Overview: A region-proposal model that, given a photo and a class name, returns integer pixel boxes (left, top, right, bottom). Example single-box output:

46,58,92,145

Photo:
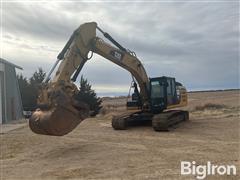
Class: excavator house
29,22,189,136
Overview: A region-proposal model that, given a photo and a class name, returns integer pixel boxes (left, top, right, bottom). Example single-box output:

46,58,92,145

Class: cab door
149,77,167,113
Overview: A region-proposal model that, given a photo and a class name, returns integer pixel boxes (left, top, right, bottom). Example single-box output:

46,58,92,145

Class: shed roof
0,58,23,70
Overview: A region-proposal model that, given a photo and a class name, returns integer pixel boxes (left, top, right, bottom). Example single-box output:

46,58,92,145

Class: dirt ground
1,90,239,180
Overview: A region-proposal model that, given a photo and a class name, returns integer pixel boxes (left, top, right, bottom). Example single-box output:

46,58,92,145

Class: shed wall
0,72,2,124
0,63,5,124
5,64,23,122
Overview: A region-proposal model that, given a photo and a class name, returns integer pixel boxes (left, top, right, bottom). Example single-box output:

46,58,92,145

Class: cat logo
110,50,123,61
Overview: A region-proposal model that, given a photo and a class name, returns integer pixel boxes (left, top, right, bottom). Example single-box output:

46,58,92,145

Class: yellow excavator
29,22,188,136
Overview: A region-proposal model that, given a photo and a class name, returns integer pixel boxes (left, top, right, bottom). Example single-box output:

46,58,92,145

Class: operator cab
149,76,179,113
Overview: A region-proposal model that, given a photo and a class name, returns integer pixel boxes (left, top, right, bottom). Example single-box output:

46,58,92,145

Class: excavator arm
29,22,150,136
53,22,149,102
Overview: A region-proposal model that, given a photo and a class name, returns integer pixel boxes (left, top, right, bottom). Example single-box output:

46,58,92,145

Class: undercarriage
112,110,189,131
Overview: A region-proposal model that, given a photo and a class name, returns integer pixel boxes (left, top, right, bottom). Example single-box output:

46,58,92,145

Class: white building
0,58,23,124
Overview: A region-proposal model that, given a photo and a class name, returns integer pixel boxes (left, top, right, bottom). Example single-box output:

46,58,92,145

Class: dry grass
194,103,228,111
99,104,126,115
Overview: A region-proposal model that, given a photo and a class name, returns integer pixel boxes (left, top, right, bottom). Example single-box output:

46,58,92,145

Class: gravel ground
1,90,239,180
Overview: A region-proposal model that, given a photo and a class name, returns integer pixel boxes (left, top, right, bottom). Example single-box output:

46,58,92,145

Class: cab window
151,81,164,98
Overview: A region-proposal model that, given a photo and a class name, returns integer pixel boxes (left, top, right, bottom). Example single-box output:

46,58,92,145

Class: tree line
17,68,102,116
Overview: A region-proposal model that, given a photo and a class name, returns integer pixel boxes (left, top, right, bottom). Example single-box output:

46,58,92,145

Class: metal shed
0,58,23,124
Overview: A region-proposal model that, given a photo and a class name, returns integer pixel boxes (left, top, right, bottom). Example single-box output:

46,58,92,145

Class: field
1,90,239,179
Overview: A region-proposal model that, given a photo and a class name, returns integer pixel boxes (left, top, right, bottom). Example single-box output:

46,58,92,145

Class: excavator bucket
29,102,89,136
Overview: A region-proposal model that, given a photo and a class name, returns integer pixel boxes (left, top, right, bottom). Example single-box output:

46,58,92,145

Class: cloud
2,1,239,96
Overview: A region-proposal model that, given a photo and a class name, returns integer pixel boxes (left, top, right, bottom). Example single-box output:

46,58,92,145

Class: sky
1,0,239,96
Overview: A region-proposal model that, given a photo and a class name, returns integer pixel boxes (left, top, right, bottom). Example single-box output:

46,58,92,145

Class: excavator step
152,110,189,131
